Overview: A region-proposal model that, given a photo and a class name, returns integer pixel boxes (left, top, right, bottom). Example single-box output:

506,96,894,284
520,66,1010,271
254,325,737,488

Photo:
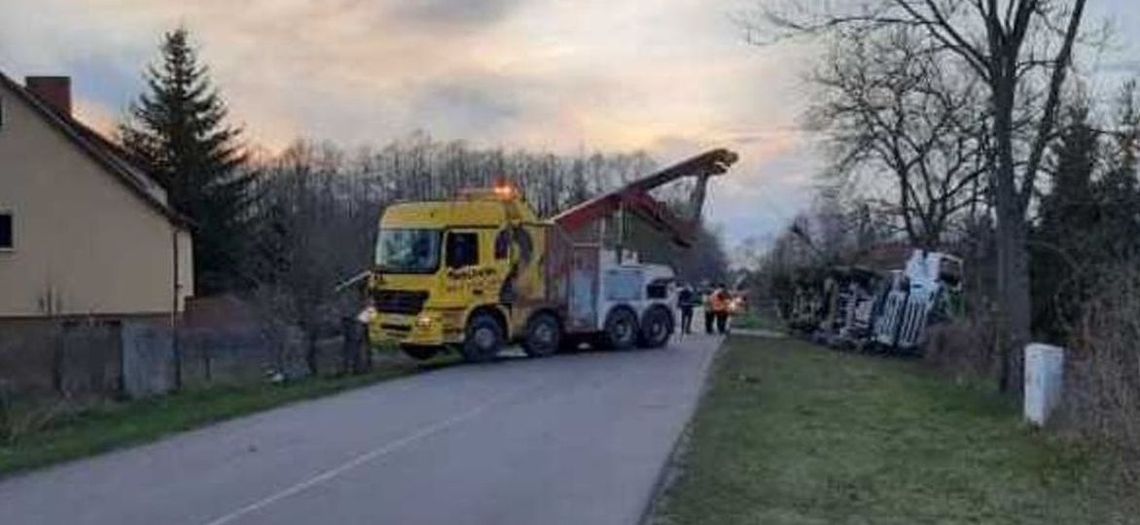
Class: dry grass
0,388,71,446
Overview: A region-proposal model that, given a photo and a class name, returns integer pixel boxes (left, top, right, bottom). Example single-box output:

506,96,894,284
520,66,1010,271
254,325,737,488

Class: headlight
357,306,378,323
416,314,434,328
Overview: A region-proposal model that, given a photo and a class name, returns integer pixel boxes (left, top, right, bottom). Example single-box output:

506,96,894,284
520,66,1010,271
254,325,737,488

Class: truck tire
603,307,638,350
462,312,503,363
522,312,561,358
637,306,673,349
401,344,438,361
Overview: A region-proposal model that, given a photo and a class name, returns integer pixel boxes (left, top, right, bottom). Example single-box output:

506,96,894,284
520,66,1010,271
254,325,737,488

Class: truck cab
366,188,553,361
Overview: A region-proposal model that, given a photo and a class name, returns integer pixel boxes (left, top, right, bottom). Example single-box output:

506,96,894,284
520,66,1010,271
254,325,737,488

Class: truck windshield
375,229,442,274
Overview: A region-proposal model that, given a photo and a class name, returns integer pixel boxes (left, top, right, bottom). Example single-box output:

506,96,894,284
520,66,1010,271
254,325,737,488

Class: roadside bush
925,311,999,384
0,384,70,445
1061,265,1140,482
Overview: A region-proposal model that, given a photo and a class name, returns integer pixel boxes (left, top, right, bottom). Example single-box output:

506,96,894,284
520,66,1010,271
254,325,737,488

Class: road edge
637,336,725,525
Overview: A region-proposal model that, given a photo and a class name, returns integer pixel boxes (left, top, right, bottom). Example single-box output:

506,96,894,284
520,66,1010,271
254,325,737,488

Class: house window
0,212,12,250
446,232,479,269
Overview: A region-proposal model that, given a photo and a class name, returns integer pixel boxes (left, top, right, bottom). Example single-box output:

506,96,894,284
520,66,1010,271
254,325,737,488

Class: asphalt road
0,333,721,525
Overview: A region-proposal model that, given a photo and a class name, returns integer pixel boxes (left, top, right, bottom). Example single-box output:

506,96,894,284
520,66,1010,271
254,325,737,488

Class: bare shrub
925,315,998,384
1061,265,1140,480
0,383,71,445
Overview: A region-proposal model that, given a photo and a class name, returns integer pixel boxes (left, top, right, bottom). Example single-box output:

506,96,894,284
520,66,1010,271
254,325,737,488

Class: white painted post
1024,343,1065,426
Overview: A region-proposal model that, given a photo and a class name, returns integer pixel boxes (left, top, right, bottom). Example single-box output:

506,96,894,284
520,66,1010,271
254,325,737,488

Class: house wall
0,82,192,317
176,228,194,311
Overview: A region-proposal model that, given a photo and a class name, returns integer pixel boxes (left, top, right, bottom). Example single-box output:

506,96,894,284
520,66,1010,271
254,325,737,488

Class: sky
1,0,1137,254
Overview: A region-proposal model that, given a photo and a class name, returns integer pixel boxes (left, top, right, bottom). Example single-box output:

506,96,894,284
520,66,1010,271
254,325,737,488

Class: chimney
25,76,72,117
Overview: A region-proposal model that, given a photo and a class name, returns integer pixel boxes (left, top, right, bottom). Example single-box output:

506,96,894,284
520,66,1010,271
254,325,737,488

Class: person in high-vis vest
710,284,730,335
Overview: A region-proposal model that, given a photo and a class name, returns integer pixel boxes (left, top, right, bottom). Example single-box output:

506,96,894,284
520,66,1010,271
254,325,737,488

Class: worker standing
703,286,716,334
678,283,696,334
710,284,730,335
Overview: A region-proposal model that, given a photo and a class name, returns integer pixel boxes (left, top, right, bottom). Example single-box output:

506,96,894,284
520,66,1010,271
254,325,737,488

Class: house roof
0,71,190,228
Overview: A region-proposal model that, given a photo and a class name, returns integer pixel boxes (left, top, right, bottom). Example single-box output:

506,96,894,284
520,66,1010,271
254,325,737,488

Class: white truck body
873,250,964,350
594,249,677,332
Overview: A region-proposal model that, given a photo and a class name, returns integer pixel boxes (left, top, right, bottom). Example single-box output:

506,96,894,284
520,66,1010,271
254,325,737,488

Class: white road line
201,387,529,525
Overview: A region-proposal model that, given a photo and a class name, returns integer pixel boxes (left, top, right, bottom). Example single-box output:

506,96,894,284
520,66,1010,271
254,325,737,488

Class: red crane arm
551,149,738,247
623,148,738,193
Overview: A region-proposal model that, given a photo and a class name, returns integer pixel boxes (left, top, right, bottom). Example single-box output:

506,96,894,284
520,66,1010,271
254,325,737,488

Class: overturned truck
791,250,964,354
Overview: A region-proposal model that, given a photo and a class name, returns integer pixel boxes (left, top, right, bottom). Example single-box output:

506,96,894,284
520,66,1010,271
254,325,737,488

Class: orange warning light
493,180,516,200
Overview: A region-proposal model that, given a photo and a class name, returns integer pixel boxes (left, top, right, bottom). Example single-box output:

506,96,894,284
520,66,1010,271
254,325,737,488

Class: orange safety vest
710,291,729,313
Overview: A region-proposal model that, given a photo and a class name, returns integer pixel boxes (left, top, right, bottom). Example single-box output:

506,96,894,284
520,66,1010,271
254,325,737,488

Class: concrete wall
0,316,360,400
121,321,175,398
0,81,192,317
0,318,59,395
0,317,124,398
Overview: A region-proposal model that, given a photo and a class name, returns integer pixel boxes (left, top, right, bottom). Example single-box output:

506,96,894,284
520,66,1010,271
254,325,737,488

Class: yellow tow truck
361,149,738,362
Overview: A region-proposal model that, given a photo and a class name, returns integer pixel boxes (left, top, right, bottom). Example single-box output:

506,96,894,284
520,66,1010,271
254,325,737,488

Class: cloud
0,0,823,247
410,77,525,137
388,0,527,29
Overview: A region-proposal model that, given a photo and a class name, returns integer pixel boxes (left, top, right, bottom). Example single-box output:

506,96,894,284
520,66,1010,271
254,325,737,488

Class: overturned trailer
791,249,964,354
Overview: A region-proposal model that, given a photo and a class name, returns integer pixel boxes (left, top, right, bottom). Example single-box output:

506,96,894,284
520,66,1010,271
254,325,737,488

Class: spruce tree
120,27,253,294
1096,80,1140,261
1031,105,1099,342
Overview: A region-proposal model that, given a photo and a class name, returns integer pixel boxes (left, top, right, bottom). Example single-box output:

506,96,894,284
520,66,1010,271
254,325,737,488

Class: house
0,72,193,322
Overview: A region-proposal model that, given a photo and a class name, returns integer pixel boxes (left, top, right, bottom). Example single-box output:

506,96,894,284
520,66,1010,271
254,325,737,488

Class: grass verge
653,336,1135,525
730,310,784,333
0,357,443,478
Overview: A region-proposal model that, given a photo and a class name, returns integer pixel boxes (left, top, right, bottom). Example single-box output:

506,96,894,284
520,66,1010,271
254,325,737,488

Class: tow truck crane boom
552,148,738,247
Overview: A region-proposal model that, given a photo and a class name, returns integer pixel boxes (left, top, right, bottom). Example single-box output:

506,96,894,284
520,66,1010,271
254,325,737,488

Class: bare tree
752,0,1089,391
249,141,379,376
812,28,988,249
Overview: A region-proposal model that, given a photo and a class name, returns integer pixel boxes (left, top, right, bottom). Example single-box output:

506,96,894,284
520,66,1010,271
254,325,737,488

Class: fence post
50,321,64,395
203,341,212,383
171,316,183,391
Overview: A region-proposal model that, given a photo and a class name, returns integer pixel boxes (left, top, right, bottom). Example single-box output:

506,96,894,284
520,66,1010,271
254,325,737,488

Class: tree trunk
991,73,1032,394
996,214,1031,393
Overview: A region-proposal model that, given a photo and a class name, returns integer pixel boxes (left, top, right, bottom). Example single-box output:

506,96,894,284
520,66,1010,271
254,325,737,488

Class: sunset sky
2,0,1137,252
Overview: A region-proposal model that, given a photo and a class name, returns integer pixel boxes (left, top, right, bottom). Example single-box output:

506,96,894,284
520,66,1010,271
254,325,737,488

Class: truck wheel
401,345,438,361
462,313,503,363
638,307,673,349
522,312,561,358
603,307,638,350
